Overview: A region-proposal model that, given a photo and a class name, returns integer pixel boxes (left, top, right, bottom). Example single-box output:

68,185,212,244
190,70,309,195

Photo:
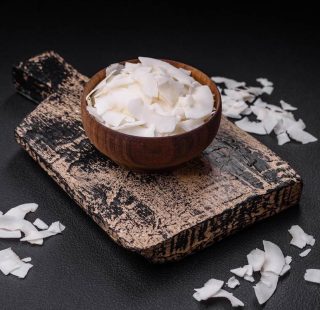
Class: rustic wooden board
13,51,302,263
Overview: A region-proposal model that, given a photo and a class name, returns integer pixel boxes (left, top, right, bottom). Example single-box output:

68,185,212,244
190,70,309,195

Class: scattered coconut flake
247,248,265,272
227,276,240,289
277,132,290,146
193,278,244,307
235,117,267,135
279,264,291,276
20,221,65,243
280,100,297,111
304,269,320,284
285,256,292,265
0,215,43,245
254,271,279,304
4,203,38,219
213,289,244,307
216,75,317,146
33,218,49,230
256,78,273,87
0,229,21,238
287,127,318,144
0,248,23,275
244,275,255,282
262,241,285,275
193,278,224,301
10,262,33,278
21,257,32,262
0,247,33,278
288,225,315,249
212,76,246,89
299,248,311,257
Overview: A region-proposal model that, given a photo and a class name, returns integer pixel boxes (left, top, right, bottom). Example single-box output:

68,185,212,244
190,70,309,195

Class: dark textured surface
1,1,320,309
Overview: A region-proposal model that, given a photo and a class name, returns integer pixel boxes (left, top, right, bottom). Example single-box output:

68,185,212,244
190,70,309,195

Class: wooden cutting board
13,51,302,263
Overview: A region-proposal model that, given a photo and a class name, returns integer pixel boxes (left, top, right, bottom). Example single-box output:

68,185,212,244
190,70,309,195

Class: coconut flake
262,86,274,95
287,127,317,144
0,215,43,245
33,218,49,230
279,264,291,276
212,76,246,89
231,265,253,278
21,257,32,262
247,248,265,272
193,278,244,307
254,271,279,304
299,248,311,257
4,203,38,219
280,100,297,111
193,278,224,301
213,289,244,307
0,229,21,238
0,248,23,275
10,262,33,278
244,275,255,282
262,241,285,275
277,132,291,145
304,269,320,284
227,276,240,289
20,221,65,242
288,225,315,249
235,117,267,135
256,78,273,87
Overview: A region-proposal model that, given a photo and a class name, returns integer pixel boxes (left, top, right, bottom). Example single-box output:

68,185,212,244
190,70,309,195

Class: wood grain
13,52,302,262
81,62,222,170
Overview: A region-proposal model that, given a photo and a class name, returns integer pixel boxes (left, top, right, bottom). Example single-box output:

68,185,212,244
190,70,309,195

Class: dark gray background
0,1,319,309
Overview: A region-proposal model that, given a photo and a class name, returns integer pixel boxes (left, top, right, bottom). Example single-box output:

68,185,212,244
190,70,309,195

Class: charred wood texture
13,52,302,262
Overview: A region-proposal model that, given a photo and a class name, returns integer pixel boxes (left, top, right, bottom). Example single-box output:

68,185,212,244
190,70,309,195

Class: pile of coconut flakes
0,203,65,278
193,225,320,307
212,76,317,145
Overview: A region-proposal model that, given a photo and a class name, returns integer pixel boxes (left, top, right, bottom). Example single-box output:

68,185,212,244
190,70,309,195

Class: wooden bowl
81,59,222,171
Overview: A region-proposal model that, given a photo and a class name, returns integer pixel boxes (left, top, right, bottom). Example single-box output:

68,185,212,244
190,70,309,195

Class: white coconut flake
33,218,49,230
304,269,320,284
0,229,21,239
244,275,255,282
21,257,32,262
280,100,297,111
0,215,43,245
262,86,274,95
0,248,23,275
254,271,279,304
227,276,240,289
279,264,291,276
212,76,246,89
235,117,267,135
20,221,65,242
287,127,317,144
193,278,224,301
213,289,244,307
193,278,244,307
262,241,285,275
247,248,265,272
256,78,273,87
10,262,33,278
285,256,292,265
277,132,291,145
230,265,253,278
288,225,315,249
299,248,311,257
4,203,38,219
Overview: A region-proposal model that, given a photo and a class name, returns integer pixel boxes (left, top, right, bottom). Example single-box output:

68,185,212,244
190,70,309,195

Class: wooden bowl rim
81,59,222,141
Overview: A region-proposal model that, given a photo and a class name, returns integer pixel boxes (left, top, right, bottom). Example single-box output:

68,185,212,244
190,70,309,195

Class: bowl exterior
81,60,221,170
